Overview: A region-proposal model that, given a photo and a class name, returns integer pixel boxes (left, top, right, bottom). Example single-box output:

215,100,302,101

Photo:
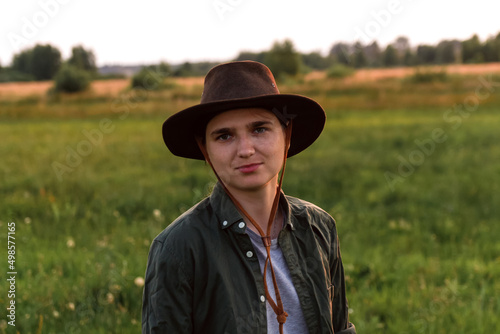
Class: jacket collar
209,182,295,231
210,182,243,230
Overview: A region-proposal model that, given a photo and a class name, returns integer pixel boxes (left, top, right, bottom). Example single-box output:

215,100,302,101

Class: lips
237,163,262,173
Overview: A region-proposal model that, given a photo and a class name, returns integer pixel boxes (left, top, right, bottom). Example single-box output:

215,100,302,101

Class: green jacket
142,183,356,334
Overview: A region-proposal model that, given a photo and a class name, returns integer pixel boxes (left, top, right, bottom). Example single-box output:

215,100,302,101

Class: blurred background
1,0,499,333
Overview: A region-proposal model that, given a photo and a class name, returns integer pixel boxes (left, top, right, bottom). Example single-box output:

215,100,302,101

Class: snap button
238,222,245,229
222,220,228,226
246,251,253,258
260,295,266,302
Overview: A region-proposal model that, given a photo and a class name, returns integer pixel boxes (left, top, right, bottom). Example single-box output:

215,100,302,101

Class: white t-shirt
247,227,309,334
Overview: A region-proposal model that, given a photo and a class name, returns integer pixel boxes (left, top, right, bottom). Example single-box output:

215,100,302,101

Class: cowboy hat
162,61,326,160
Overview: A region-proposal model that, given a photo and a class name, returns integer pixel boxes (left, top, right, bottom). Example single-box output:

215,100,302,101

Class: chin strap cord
196,120,293,334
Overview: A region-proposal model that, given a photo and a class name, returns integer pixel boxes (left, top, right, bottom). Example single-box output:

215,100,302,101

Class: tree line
326,33,500,68
0,44,97,93
1,31,499,92
239,33,500,78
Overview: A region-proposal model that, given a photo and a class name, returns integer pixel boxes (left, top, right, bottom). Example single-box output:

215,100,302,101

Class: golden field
1,63,500,100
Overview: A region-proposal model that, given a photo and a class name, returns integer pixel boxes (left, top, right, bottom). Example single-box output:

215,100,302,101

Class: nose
237,134,255,158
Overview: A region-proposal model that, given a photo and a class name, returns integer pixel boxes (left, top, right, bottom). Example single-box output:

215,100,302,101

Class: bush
326,63,355,78
0,68,35,82
53,64,91,93
131,68,164,90
96,73,127,80
409,68,448,83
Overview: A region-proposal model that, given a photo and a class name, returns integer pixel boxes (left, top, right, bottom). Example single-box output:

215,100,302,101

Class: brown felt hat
162,61,326,160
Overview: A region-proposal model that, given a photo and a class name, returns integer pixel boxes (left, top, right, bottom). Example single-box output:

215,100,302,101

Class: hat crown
201,61,280,104
162,61,326,160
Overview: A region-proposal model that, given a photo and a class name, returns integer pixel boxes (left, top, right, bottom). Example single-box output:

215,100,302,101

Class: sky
1,0,499,67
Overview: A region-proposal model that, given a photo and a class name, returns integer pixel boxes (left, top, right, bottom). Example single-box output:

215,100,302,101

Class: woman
142,61,356,334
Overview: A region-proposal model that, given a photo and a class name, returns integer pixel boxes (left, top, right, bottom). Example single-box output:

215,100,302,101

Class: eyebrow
209,120,273,137
210,127,231,137
250,120,273,128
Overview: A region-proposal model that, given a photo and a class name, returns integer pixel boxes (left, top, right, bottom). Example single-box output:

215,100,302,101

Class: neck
225,179,281,235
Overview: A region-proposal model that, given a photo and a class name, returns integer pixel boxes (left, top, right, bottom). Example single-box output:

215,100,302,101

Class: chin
226,177,275,193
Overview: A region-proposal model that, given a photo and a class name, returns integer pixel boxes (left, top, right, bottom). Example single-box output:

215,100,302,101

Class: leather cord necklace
196,121,293,334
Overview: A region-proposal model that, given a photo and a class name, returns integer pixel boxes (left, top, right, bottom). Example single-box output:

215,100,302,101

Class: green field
1,71,500,333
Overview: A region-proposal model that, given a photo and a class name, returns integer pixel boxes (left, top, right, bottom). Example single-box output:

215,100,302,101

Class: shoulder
285,195,340,262
151,196,214,252
146,197,216,282
286,195,337,231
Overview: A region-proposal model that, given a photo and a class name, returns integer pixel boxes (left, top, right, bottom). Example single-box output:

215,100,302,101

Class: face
205,108,286,194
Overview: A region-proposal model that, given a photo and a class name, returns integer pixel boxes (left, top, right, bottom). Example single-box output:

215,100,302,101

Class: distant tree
301,51,333,70
68,45,97,73
403,49,416,66
158,62,172,76
490,33,500,61
173,62,194,77
0,61,5,81
142,62,172,78
481,36,500,62
131,67,164,89
352,42,367,68
264,39,301,79
30,44,61,80
393,36,410,60
171,61,220,77
191,62,219,76
131,62,173,88
436,40,461,64
12,44,61,80
53,64,91,93
382,45,398,67
329,42,351,65
416,45,437,64
462,34,483,63
12,49,33,75
234,51,267,64
0,68,34,82
363,41,382,67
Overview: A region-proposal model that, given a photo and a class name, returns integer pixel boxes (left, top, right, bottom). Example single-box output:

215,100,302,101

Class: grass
1,68,500,333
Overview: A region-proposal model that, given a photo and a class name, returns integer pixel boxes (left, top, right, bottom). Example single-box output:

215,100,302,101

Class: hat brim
162,94,326,160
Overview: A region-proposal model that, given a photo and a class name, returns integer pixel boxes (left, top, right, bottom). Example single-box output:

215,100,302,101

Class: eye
216,133,232,141
254,127,267,134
